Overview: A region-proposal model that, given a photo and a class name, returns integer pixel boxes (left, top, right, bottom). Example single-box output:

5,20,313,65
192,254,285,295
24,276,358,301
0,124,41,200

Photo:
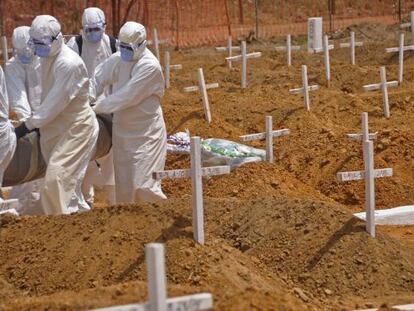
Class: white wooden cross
153,137,230,245
400,11,414,45
346,113,378,142
363,66,398,119
337,113,393,238
183,68,219,123
92,243,213,311
339,32,363,65
323,34,332,86
225,41,262,88
164,51,182,89
0,198,19,216
289,65,319,111
215,36,240,69
385,33,414,84
240,116,289,163
148,28,169,61
310,38,334,54
274,34,301,66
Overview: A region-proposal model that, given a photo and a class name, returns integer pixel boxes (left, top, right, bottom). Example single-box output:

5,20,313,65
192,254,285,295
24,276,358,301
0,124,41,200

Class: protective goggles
83,22,105,33
28,35,58,49
118,40,145,52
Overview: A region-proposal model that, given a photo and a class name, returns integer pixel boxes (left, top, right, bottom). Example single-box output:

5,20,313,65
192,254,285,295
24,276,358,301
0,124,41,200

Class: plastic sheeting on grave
167,131,265,169
354,205,414,225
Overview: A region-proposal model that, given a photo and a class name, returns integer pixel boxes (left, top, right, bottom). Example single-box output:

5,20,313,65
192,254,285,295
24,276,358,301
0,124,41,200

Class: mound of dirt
1,197,413,310
163,156,331,202
208,198,414,306
0,203,308,310
331,23,402,42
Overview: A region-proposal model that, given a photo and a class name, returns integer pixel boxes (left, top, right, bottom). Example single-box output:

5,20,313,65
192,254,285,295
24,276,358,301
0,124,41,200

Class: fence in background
1,0,414,48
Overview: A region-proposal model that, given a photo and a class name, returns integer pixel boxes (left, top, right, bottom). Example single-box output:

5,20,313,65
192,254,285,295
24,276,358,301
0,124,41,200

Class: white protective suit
5,26,41,122
67,7,114,76
4,26,44,215
67,7,115,206
92,22,167,203
25,15,99,215
0,67,16,192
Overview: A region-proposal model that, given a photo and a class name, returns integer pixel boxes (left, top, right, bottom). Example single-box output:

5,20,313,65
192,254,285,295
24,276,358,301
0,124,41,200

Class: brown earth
1,24,414,310
1,198,413,310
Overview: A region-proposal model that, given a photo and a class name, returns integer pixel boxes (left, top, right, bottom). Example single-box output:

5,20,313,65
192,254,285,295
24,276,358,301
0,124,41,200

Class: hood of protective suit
82,7,106,27
12,26,36,64
30,15,63,58
119,22,147,61
81,7,106,44
12,26,31,52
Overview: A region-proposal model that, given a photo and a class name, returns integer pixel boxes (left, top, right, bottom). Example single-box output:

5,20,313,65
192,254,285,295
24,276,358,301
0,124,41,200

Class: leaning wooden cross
225,41,262,88
274,34,301,66
153,137,230,245
183,68,219,123
93,243,213,311
339,31,363,65
337,113,393,238
0,198,19,216
148,28,169,60
385,33,414,84
289,65,319,111
240,116,290,163
215,36,241,69
363,66,398,119
400,11,414,45
164,51,182,89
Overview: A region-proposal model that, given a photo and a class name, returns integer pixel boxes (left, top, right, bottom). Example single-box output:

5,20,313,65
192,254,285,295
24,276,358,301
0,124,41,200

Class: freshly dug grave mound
0,203,308,310
162,155,332,202
1,196,413,310
1,280,307,311
206,198,414,308
330,22,402,42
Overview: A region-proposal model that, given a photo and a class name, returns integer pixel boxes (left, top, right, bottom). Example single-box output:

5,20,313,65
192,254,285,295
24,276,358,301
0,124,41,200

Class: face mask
85,29,103,43
17,53,33,64
29,38,52,58
34,44,51,58
29,35,59,58
120,46,134,62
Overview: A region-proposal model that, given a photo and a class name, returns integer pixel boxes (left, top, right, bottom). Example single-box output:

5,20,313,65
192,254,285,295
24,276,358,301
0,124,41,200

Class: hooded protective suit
5,26,41,122
0,67,16,191
92,22,166,203
67,7,114,77
4,26,44,215
67,7,115,206
25,15,99,215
